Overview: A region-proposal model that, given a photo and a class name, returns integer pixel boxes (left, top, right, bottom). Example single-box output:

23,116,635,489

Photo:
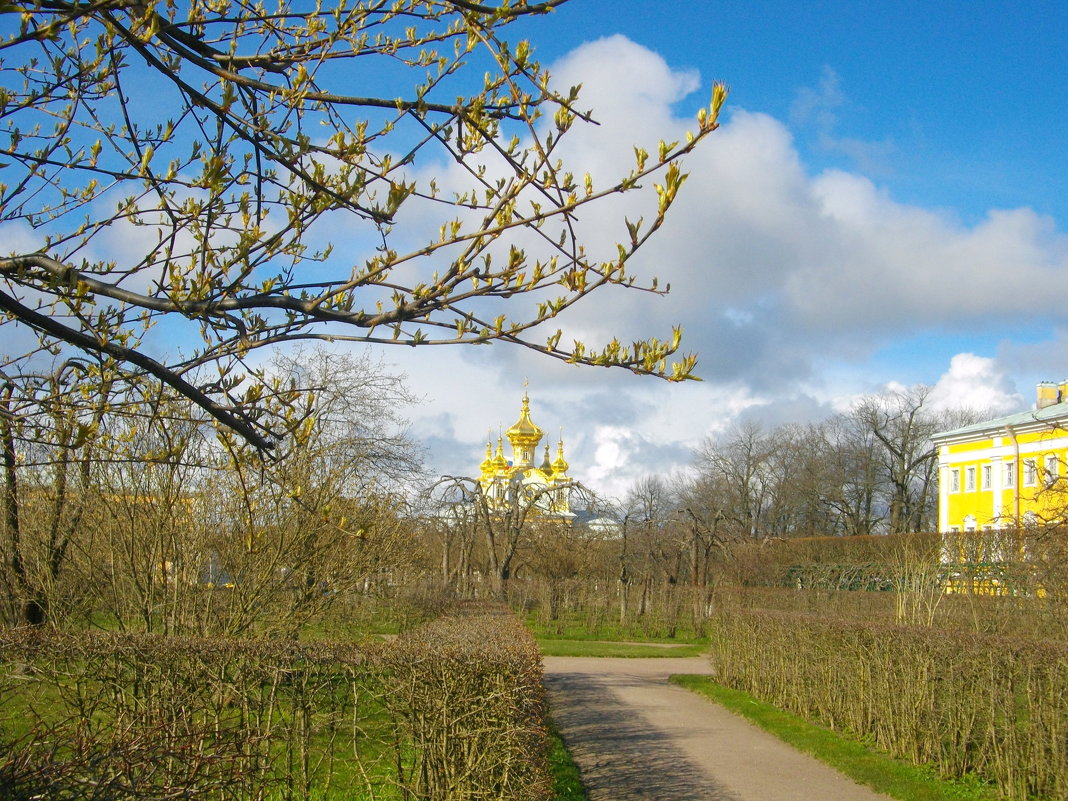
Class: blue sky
531,0,1068,225
397,0,1068,496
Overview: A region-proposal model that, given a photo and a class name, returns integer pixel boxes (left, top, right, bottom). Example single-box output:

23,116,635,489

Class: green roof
933,401,1068,442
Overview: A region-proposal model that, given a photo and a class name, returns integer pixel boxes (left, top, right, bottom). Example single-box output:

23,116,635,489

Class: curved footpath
543,655,893,801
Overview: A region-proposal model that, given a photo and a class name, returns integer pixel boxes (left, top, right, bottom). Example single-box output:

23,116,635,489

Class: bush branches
707,609,1068,800
0,603,551,800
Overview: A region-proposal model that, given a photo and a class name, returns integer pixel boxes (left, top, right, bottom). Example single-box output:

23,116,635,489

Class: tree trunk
1,385,44,627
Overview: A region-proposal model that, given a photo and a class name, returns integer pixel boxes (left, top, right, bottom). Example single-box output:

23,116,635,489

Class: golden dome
492,436,508,470
540,443,554,474
475,391,572,518
551,438,569,475
506,393,544,447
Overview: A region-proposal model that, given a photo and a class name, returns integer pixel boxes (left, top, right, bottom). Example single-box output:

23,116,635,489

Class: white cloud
790,66,845,132
549,34,701,154
790,173,1068,332
585,425,631,489
928,353,1024,415
1,220,40,257
392,34,1068,499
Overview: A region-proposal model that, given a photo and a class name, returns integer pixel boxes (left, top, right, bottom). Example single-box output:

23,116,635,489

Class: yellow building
478,392,574,517
933,380,1068,533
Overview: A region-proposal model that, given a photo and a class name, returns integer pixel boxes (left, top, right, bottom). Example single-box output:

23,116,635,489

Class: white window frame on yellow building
933,380,1068,598
1044,453,1059,486
1024,459,1037,488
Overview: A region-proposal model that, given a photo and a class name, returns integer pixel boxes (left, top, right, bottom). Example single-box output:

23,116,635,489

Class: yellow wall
938,426,1068,532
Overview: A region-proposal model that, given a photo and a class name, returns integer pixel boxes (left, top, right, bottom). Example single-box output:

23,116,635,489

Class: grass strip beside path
671,676,998,801
537,639,707,658
548,720,588,800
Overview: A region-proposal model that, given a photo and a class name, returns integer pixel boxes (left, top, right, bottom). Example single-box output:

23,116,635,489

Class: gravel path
543,655,894,801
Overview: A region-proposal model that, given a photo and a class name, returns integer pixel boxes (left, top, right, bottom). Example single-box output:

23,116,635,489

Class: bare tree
859,395,990,537
619,476,682,617
811,415,884,536
692,422,777,539
1,346,422,630
430,473,589,597
852,385,943,534
193,348,424,635
0,360,116,626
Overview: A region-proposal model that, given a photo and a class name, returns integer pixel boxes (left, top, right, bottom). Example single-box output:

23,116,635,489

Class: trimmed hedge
383,602,550,801
0,629,379,799
709,609,1068,800
0,603,550,801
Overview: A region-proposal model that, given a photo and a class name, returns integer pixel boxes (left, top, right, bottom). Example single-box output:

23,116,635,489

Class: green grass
523,611,707,643
547,721,587,800
537,638,707,658
671,676,999,801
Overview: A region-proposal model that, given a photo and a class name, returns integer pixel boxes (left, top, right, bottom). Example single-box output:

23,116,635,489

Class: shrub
380,601,551,801
0,605,550,801
708,609,1067,800
0,628,381,799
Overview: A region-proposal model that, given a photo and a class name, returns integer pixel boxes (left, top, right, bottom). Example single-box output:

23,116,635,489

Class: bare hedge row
708,609,1068,800
0,602,549,800
387,603,550,801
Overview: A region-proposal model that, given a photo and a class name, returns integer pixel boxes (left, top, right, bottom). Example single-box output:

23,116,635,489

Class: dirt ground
543,655,894,801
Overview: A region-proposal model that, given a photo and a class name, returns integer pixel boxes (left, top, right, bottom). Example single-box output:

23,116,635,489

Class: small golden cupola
540,443,554,475
551,436,569,476
492,435,508,471
479,439,494,478
506,393,544,467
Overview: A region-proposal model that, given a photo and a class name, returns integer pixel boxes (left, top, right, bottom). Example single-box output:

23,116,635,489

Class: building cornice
932,404,1068,447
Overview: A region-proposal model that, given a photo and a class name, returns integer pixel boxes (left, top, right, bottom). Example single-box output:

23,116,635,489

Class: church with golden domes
478,392,574,516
